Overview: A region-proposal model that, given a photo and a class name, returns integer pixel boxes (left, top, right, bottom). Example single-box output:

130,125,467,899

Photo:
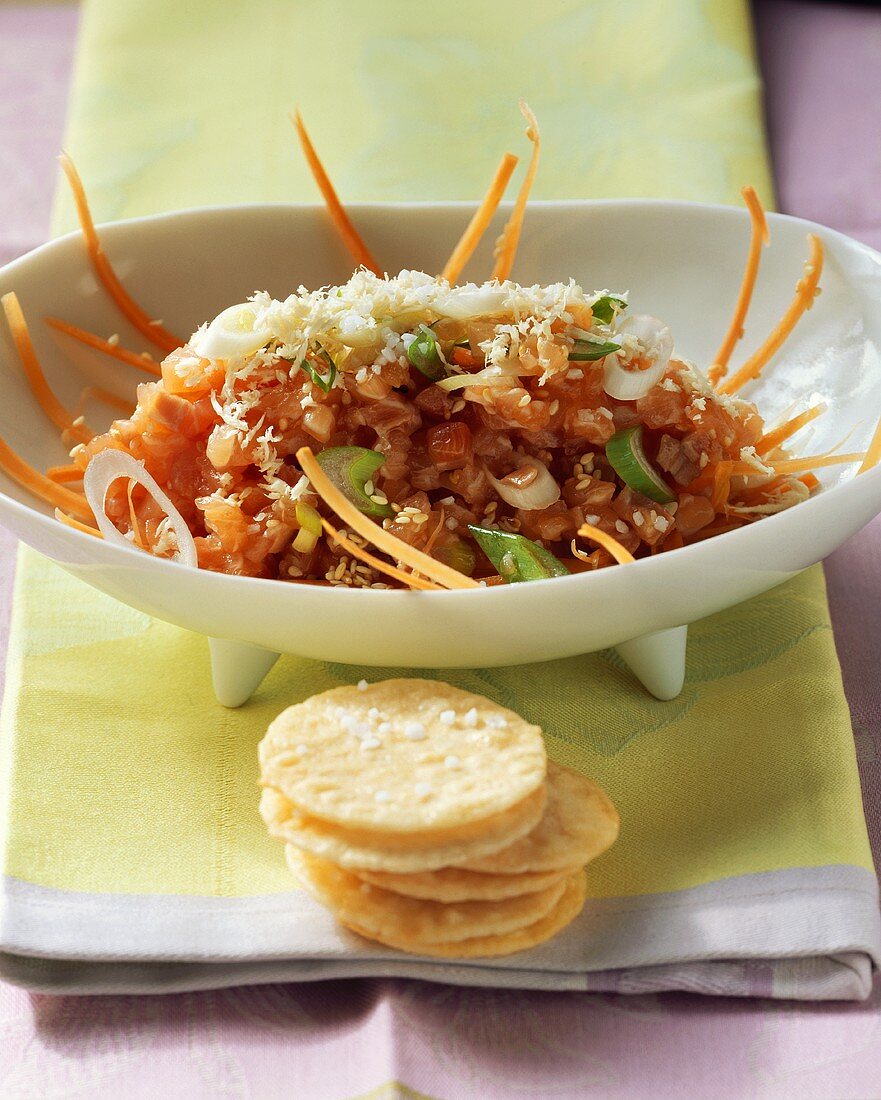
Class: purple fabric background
1,2,881,1096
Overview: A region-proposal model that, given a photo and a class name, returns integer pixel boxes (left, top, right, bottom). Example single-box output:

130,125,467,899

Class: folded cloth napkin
1,0,878,999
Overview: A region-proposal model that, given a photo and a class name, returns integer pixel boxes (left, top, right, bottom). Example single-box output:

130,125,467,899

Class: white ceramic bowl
1,200,880,705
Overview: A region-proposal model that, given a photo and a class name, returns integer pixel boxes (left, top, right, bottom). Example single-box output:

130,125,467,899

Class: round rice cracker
457,760,619,875
352,865,575,903
259,679,546,836
287,846,567,945
260,785,546,873
344,873,588,959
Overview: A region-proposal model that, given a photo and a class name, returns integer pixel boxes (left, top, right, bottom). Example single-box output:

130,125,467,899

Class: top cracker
259,679,546,834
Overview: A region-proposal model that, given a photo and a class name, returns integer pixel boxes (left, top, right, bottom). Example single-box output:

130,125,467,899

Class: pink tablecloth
1,2,880,1097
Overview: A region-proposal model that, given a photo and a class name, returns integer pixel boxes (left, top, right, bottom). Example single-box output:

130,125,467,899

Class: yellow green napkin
1,0,876,998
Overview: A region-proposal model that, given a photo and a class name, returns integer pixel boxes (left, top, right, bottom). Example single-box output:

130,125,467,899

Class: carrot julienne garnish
800,473,821,491
321,518,441,591
708,186,769,385
75,386,135,417
58,153,182,355
757,402,827,455
442,152,519,285
718,233,824,395
54,508,102,538
46,464,84,483
1,292,92,444
0,435,93,521
46,316,161,377
292,111,382,278
491,101,540,282
296,446,478,589
576,523,635,565
730,451,864,477
858,409,881,473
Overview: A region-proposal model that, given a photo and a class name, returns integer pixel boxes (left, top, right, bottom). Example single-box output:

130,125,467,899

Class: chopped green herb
302,348,336,393
590,296,627,325
606,425,676,504
468,525,570,582
314,447,392,518
570,338,621,362
407,325,445,381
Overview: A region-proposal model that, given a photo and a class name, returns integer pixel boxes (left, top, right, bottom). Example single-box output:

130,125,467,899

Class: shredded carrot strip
0,435,93,521
441,153,519,285
708,186,769,385
757,402,827,455
58,154,181,354
126,480,145,549
450,346,482,368
711,461,734,511
731,451,864,477
54,508,102,538
46,464,84,483
858,410,881,473
46,316,161,377
297,447,478,589
75,386,134,417
719,234,824,395
1,292,92,443
800,473,820,491
321,519,441,591
291,112,382,277
491,101,541,282
576,523,635,565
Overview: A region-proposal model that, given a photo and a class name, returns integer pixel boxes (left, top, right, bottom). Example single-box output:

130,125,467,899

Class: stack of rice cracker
259,679,619,958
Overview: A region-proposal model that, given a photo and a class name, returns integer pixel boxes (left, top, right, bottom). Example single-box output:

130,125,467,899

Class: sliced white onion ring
436,287,508,320
83,450,198,568
487,457,561,511
190,301,273,360
602,314,674,401
435,361,526,392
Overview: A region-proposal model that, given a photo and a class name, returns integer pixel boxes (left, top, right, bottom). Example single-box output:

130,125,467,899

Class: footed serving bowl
1,199,880,705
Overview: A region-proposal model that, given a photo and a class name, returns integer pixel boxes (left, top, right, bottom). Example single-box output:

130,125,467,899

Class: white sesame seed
357,679,369,691
404,721,426,741
444,755,461,769
632,510,645,525
566,368,584,381
517,393,531,408
375,790,392,803
462,707,479,728
364,480,375,496
439,709,456,725
615,520,629,534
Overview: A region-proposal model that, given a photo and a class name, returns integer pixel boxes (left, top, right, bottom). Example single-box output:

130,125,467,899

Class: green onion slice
407,325,445,381
468,525,570,583
589,296,627,325
314,447,393,518
295,500,322,536
570,338,621,362
433,536,477,576
302,348,337,393
605,425,676,504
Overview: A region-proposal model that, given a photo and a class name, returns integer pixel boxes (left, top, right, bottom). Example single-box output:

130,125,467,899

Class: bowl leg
208,638,280,707
614,625,687,700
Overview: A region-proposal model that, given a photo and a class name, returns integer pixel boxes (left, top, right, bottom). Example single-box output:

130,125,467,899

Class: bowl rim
2,197,881,600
